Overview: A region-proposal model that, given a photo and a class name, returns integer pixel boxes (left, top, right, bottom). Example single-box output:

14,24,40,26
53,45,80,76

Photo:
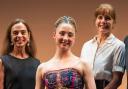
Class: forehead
96,7,113,18
11,22,27,31
98,9,111,16
56,23,75,32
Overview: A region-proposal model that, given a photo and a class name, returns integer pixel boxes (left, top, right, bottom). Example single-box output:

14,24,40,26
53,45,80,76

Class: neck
54,48,73,60
11,46,29,59
97,32,110,44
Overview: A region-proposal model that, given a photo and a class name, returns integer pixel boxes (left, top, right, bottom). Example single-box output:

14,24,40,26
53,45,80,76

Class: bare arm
82,61,96,89
0,59,4,89
104,72,124,89
35,65,45,89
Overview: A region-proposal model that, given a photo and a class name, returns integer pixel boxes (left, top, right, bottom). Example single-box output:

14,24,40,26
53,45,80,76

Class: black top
124,36,128,71
1,54,40,89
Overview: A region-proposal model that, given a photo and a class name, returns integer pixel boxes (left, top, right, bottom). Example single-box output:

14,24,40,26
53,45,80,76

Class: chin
99,29,110,34
15,44,25,47
60,47,69,51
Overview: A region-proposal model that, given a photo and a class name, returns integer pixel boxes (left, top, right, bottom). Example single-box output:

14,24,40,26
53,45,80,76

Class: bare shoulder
72,57,90,68
78,58,92,72
37,61,49,71
79,58,90,67
72,58,92,76
37,59,53,72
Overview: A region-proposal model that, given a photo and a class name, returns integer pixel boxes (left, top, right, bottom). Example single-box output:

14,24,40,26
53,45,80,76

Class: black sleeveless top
1,55,40,89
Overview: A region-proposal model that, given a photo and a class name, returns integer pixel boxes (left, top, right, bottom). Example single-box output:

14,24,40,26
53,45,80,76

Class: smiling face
95,14,114,34
94,4,116,35
11,22,30,48
53,23,76,51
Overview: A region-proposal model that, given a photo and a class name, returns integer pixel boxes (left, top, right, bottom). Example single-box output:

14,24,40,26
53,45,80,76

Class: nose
17,32,22,37
63,34,68,40
101,17,106,22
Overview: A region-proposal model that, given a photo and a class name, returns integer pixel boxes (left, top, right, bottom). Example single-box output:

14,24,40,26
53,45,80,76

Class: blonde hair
55,16,77,32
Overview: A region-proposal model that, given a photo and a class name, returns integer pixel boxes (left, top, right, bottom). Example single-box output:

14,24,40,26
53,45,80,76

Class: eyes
12,30,28,36
59,31,74,37
97,15,112,21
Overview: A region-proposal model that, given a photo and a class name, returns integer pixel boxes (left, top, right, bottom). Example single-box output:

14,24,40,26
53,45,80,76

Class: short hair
54,16,77,32
94,3,116,23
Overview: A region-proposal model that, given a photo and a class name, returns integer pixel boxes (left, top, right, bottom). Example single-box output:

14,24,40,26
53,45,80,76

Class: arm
82,61,96,89
35,64,45,89
104,72,124,89
105,41,125,89
0,59,4,89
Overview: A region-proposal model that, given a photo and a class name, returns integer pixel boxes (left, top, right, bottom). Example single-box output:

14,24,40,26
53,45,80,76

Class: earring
11,42,13,46
27,41,30,46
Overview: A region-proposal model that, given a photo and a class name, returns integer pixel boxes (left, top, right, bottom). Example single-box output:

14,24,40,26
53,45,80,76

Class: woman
35,16,96,89
0,19,40,89
81,3,125,89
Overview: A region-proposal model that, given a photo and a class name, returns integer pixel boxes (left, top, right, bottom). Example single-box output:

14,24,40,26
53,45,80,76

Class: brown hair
55,16,77,32
94,3,116,23
1,18,36,57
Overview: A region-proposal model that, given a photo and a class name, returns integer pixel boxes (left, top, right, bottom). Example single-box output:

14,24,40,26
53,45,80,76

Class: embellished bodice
42,68,84,89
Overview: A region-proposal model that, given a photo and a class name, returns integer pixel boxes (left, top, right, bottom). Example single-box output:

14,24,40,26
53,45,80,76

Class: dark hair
55,16,77,32
94,3,116,23
1,18,36,57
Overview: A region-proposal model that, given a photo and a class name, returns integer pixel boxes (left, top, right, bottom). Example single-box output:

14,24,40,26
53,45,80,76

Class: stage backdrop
0,0,127,88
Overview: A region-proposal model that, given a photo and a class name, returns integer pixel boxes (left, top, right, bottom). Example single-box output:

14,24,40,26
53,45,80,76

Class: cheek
71,38,75,43
11,36,17,42
54,35,61,41
110,22,114,26
95,20,99,27
69,38,75,44
58,38,63,43
12,36,29,42
22,36,29,42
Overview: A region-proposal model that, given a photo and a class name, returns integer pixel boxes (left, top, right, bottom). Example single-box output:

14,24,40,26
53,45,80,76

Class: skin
95,14,124,89
10,22,30,58
35,23,96,89
0,22,30,89
95,14,114,44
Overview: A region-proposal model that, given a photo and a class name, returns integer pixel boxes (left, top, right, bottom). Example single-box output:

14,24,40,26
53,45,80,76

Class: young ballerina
35,16,96,89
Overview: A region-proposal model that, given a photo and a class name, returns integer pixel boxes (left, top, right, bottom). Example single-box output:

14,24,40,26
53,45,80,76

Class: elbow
114,77,123,87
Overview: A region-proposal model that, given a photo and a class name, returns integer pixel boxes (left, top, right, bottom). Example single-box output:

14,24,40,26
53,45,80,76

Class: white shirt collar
92,34,115,44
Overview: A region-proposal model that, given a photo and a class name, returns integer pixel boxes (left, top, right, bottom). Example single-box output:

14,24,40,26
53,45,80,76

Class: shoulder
0,55,10,63
0,55,9,59
77,58,92,75
37,59,52,72
76,58,91,71
80,58,91,67
81,39,94,51
29,57,40,64
82,39,94,46
112,36,125,49
113,36,124,45
36,62,47,77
